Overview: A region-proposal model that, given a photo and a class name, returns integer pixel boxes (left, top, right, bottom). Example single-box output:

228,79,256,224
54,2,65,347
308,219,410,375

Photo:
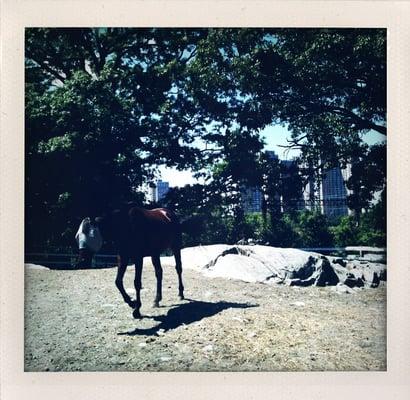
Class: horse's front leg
132,256,144,319
151,255,163,308
115,255,135,308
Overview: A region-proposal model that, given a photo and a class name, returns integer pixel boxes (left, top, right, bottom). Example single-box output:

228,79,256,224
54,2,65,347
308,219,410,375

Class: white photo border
1,1,409,399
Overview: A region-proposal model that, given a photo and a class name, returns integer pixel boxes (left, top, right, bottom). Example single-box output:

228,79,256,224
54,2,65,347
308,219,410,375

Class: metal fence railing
299,247,386,262
25,253,117,269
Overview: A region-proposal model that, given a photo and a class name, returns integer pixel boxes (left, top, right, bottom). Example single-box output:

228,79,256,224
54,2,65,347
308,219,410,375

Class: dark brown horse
77,206,184,318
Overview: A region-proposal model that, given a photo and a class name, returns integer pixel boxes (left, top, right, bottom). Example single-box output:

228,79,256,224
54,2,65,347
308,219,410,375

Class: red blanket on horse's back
133,207,174,223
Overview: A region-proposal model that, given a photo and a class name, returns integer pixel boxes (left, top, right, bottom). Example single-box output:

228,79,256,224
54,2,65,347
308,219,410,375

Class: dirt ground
24,260,386,372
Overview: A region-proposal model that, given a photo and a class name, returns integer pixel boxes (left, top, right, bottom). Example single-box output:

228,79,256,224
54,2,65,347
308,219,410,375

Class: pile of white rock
164,244,386,290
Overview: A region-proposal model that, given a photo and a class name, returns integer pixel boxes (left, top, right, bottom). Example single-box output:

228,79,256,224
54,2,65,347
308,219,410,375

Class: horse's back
144,207,178,224
127,207,181,256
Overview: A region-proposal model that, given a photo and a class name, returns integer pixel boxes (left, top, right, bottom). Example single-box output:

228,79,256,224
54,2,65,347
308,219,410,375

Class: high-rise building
320,167,350,218
239,149,353,218
241,187,263,213
157,180,170,201
300,162,352,218
148,180,170,203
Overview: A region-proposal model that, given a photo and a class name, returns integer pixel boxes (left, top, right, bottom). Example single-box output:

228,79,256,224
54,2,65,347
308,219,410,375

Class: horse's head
75,217,103,253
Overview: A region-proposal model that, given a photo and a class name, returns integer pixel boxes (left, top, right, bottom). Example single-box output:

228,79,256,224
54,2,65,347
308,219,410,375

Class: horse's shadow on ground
118,299,258,337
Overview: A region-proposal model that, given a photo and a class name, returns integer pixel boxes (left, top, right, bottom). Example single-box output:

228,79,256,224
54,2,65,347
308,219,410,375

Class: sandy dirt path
24,261,386,372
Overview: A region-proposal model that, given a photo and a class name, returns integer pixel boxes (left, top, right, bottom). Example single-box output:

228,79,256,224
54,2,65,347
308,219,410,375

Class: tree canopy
186,28,386,166
25,28,386,251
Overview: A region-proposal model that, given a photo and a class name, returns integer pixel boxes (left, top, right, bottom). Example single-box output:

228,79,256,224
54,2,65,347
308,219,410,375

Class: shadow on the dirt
118,299,258,337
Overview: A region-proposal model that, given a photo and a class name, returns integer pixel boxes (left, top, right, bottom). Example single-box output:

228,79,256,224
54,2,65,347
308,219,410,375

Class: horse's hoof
153,301,160,308
132,309,142,319
179,295,185,300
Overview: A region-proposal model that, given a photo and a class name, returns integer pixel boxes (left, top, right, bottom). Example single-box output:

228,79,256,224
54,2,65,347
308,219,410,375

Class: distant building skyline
321,167,350,218
241,150,352,218
148,179,170,203
154,148,356,218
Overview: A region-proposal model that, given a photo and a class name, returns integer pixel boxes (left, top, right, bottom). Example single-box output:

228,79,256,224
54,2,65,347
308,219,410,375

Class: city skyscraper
241,187,263,213
241,151,352,218
300,162,352,218
148,180,170,203
320,167,350,218
157,180,170,201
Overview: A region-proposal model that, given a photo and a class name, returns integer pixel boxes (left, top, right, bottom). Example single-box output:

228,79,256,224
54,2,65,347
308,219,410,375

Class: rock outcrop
170,245,386,289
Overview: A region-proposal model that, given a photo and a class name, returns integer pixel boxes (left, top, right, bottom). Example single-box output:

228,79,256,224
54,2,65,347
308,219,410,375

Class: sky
158,124,386,188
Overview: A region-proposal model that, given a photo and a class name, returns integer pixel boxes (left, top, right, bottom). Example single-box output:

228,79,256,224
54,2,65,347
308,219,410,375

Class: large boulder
330,257,386,288
168,245,386,289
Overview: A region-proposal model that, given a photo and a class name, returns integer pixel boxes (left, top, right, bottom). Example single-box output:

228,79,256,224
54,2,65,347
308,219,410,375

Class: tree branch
180,46,197,64
324,105,387,135
27,55,67,85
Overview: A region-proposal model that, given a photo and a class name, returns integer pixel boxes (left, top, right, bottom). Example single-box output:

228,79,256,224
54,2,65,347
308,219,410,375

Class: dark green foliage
330,216,360,247
25,28,210,251
333,189,386,247
25,28,386,252
187,28,386,168
293,211,334,247
346,144,386,221
259,215,301,248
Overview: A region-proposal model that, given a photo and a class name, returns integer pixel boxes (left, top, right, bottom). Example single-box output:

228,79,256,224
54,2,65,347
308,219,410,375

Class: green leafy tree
295,211,334,247
330,190,386,247
204,128,266,242
188,29,386,242
279,160,304,214
25,28,210,250
25,28,386,251
357,188,386,246
188,28,386,162
330,216,360,247
162,183,234,246
346,144,386,221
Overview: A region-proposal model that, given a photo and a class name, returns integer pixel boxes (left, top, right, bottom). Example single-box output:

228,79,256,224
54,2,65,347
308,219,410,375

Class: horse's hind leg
173,248,184,300
132,256,144,319
151,255,163,307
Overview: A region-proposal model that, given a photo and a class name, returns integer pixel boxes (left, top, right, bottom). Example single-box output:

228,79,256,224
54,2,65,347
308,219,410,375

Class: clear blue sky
159,124,386,187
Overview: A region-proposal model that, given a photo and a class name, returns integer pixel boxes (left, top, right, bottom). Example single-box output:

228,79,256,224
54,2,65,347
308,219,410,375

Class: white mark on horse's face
75,217,103,253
